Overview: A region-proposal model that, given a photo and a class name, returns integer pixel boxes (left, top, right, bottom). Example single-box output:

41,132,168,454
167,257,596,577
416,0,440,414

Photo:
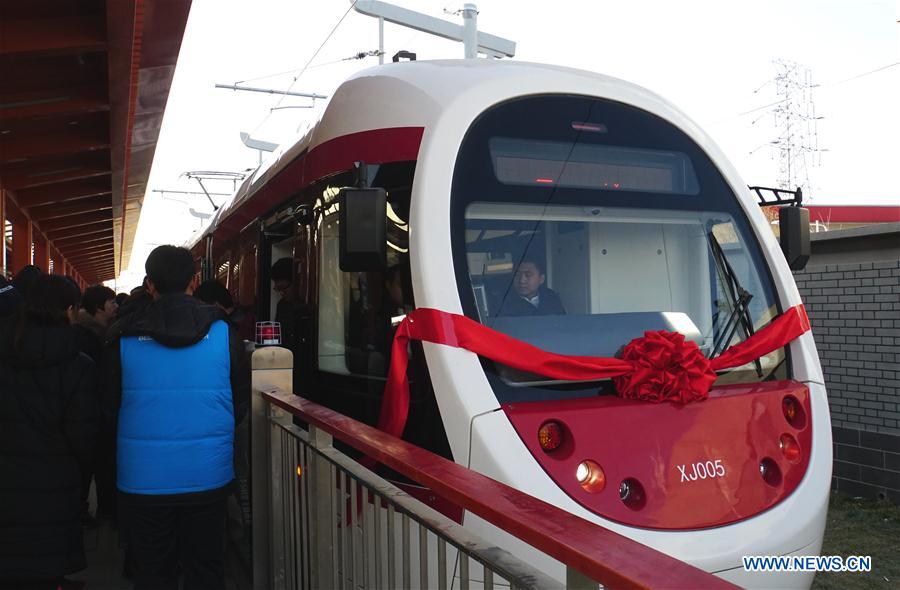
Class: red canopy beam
28,196,112,221
0,87,110,122
69,261,115,273
0,16,107,57
45,221,112,240
38,210,112,233
60,236,113,252
53,231,114,249
60,245,113,260
0,154,111,191
14,177,112,208
0,133,110,164
69,257,115,269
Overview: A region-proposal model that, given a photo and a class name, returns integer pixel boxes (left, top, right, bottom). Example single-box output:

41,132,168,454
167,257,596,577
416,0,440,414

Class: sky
114,0,899,290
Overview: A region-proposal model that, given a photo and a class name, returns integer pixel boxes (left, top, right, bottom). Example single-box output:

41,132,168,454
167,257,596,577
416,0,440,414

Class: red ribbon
378,305,810,438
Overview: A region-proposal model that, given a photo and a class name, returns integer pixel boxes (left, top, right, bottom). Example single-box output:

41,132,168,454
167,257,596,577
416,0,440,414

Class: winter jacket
103,293,250,503
73,309,105,365
0,314,99,579
495,285,567,316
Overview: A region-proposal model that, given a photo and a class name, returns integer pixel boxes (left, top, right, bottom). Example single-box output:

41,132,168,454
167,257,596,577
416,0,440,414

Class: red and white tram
190,59,831,588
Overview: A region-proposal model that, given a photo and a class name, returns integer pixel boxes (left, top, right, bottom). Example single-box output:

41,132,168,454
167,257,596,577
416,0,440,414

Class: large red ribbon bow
378,305,810,438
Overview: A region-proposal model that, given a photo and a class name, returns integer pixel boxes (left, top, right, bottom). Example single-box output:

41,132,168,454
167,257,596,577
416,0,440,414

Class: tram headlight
576,462,590,483
575,460,606,493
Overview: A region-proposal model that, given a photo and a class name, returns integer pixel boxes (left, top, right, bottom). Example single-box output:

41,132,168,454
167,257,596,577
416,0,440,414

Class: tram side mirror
339,187,386,271
779,206,810,271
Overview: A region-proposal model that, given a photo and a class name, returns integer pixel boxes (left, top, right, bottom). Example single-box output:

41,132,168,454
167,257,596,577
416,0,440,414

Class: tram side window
318,195,411,378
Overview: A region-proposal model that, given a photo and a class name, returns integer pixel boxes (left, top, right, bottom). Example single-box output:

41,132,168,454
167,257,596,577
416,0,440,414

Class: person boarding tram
103,245,250,590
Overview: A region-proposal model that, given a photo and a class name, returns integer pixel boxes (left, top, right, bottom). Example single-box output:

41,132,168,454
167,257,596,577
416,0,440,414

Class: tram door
260,212,319,399
268,236,294,320
309,163,452,457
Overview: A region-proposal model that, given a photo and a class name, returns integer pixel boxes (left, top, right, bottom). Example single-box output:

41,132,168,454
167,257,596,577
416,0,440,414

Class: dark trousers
124,498,227,590
94,436,117,517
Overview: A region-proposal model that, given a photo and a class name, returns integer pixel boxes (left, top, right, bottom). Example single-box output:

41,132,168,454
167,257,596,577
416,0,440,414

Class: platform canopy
0,0,192,283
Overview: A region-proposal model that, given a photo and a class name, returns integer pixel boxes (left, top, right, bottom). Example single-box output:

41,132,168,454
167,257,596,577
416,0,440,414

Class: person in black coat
0,277,23,318
11,265,43,303
73,285,118,524
0,275,99,587
495,256,567,316
73,285,117,365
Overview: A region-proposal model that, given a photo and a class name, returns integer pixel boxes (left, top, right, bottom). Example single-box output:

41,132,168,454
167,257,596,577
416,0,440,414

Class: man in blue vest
103,245,250,590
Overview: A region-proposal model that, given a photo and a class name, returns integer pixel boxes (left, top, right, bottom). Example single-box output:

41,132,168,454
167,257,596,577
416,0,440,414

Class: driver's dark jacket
496,285,566,316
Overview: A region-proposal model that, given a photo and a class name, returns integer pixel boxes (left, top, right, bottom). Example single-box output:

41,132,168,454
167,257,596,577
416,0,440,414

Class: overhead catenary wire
234,50,384,86
249,1,359,136
828,61,898,86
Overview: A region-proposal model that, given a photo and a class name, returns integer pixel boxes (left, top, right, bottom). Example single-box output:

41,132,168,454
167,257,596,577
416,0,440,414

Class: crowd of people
0,245,250,590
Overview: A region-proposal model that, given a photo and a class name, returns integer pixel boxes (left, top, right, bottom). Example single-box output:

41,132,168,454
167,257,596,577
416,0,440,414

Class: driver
497,256,566,316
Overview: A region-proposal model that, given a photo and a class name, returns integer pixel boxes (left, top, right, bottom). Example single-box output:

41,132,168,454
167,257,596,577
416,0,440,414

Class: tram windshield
450,95,787,403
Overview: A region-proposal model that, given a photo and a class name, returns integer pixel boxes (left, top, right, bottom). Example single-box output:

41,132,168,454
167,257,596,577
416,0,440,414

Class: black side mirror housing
339,188,386,271
779,206,810,271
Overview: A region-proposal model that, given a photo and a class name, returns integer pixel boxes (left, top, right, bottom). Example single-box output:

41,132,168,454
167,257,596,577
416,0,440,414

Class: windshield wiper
708,229,763,377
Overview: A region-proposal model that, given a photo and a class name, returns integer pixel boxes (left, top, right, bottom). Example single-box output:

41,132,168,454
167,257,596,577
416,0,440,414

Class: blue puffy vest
117,320,234,495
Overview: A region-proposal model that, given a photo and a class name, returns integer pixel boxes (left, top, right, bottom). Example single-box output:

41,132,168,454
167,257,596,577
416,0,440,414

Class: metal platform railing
250,346,737,590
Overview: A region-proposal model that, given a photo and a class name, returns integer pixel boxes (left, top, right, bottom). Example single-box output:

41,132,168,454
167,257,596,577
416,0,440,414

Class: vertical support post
251,346,294,590
378,17,384,64
10,212,32,275
33,234,50,273
308,425,335,589
269,404,286,589
0,190,6,276
462,4,478,59
50,250,63,275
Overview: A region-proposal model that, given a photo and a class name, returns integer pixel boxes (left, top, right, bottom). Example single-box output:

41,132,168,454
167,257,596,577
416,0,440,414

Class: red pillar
0,190,6,276
50,249,66,275
10,209,32,276
33,234,50,273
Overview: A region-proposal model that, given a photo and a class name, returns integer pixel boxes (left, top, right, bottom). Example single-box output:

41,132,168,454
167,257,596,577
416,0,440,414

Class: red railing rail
262,388,739,590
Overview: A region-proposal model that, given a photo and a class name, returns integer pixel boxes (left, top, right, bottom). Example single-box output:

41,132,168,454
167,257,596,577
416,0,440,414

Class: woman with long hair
0,275,99,589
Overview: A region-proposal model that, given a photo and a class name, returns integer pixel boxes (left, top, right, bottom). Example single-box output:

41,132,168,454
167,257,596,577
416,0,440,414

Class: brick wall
793,260,900,502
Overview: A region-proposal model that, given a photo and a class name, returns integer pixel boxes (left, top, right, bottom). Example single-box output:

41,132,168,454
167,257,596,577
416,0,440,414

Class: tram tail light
537,421,563,452
782,395,806,429
780,433,801,462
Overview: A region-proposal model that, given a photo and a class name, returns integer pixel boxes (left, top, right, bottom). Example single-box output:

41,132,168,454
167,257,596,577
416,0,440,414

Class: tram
190,59,831,588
